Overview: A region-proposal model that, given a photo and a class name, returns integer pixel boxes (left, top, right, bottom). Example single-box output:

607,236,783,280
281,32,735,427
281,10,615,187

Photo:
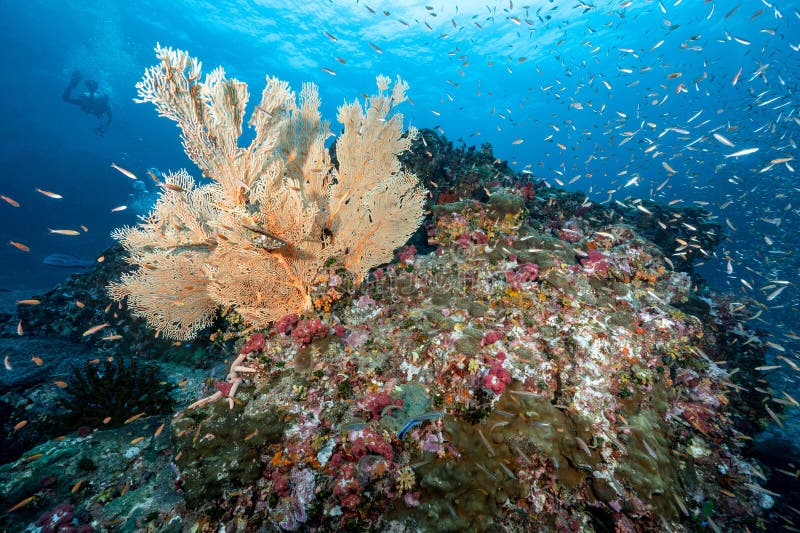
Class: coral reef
108,45,426,340
0,413,182,531
1,126,780,532
165,185,772,531
0,244,216,466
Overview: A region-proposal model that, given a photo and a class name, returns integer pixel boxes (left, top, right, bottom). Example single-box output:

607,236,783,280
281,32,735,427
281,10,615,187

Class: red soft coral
271,470,291,497
481,330,503,347
241,332,266,354
291,319,329,346
362,392,403,421
397,244,417,264
484,352,512,395
350,429,394,461
274,314,300,334
332,463,362,510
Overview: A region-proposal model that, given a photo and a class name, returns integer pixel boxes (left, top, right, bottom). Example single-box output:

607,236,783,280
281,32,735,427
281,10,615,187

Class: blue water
1,0,798,430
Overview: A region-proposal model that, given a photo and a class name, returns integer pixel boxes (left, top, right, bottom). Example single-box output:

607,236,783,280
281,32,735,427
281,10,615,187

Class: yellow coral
396,466,416,492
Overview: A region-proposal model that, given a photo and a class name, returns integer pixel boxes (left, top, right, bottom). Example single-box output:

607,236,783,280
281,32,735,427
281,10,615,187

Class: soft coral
291,319,329,346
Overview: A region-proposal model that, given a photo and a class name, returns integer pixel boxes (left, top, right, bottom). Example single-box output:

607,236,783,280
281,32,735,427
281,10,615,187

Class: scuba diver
62,71,112,136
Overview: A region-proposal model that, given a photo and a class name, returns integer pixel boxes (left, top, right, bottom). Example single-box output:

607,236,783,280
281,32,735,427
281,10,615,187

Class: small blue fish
397,419,422,440
397,411,444,440
42,253,94,269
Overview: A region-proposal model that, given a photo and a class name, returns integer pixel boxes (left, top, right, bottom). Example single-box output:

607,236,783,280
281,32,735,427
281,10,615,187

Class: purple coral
35,503,92,533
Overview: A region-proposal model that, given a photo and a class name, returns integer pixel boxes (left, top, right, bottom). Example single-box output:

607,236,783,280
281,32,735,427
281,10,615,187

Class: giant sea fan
109,44,426,340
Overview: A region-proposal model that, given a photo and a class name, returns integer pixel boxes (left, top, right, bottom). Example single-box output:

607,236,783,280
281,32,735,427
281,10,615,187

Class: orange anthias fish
82,323,110,337
7,495,37,513
0,195,20,207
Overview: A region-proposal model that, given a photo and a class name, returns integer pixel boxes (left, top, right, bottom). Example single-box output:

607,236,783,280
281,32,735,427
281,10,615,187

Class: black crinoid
58,356,174,428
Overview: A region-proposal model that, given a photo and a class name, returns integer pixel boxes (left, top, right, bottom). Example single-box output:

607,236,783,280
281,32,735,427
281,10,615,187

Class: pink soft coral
484,352,512,395
332,463,362,510
580,250,610,276
506,262,539,289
